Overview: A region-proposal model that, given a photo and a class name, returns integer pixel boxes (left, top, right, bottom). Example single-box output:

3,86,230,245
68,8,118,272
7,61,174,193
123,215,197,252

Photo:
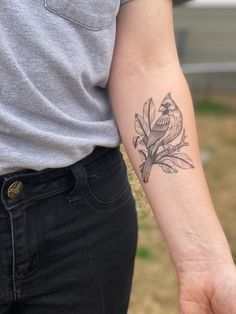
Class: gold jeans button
7,181,24,199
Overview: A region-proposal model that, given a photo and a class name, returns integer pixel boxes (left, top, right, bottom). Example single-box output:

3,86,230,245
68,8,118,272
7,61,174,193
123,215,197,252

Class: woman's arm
108,0,236,312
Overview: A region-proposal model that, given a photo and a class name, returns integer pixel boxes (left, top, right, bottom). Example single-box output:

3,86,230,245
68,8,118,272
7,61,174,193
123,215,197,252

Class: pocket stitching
44,0,116,31
86,180,130,206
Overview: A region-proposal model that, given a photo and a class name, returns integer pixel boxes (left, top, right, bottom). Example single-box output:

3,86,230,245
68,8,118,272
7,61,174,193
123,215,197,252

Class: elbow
126,54,182,77
109,53,183,86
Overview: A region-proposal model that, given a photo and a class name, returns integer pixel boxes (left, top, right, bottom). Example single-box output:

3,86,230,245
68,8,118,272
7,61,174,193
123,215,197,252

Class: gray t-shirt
0,0,187,175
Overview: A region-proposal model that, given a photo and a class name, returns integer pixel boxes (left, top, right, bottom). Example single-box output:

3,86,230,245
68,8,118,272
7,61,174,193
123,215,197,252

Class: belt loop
65,163,87,203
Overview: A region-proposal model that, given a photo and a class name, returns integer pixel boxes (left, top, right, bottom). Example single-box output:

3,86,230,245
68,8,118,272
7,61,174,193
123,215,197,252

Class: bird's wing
146,114,170,148
152,114,170,141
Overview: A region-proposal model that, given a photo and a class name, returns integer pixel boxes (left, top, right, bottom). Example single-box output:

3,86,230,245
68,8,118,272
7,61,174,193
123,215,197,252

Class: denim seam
4,185,70,211
65,164,87,201
85,185,132,213
8,210,17,301
86,180,130,206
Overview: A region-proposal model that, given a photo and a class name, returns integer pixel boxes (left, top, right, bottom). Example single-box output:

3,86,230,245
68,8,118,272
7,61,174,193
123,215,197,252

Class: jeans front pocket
85,151,133,212
44,0,120,30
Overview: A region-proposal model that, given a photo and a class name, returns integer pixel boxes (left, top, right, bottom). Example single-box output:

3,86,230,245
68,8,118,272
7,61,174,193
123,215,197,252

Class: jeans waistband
0,146,121,211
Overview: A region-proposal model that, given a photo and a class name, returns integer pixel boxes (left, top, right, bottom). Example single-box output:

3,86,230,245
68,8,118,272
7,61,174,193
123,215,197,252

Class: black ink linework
133,93,195,183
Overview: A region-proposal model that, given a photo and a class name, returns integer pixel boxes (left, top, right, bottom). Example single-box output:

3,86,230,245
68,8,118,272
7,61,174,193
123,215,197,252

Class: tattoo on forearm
133,93,195,183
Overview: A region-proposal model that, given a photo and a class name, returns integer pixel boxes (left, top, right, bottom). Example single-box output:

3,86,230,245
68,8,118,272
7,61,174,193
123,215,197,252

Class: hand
178,264,236,314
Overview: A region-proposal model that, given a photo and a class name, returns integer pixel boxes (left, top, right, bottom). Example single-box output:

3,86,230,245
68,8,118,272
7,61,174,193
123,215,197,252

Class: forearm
108,64,234,276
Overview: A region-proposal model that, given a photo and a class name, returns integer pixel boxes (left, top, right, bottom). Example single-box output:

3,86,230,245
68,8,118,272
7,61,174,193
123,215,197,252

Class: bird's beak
158,104,167,112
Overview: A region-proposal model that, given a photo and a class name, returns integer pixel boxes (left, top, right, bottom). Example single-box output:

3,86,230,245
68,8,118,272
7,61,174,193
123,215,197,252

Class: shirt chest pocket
44,0,120,30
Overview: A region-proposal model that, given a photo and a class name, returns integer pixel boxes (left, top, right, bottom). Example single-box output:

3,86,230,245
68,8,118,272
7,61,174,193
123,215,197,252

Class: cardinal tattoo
133,93,195,183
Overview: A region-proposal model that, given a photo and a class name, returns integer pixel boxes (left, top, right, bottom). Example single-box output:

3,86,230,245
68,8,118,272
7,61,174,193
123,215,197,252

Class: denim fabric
0,146,138,314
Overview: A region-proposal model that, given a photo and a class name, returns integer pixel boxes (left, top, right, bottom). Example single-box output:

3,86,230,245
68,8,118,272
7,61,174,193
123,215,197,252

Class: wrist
174,245,235,281
177,260,236,298
168,229,234,274
163,216,235,276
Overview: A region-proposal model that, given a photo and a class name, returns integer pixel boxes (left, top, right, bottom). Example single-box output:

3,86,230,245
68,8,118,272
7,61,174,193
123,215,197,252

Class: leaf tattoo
133,93,195,183
133,136,142,148
135,114,150,138
171,153,195,169
159,158,177,173
143,98,155,130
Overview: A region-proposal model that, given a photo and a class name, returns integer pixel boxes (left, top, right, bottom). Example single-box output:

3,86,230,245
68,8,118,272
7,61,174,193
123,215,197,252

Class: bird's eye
164,102,171,107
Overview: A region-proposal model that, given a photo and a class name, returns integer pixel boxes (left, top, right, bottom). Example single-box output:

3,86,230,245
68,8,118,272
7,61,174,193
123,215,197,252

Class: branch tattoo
133,93,195,183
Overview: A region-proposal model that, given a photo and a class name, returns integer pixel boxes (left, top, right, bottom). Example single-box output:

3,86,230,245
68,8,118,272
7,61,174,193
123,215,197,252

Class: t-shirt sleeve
120,0,190,6
172,0,190,5
120,0,131,4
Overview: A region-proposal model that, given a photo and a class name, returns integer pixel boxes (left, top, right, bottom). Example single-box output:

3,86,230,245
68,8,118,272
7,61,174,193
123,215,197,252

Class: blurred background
127,0,236,313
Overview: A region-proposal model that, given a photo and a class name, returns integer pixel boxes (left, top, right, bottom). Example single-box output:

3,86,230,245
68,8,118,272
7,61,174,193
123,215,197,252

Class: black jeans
0,146,138,314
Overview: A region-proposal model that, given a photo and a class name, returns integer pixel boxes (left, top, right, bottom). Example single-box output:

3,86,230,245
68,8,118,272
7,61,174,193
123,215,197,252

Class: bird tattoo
146,93,183,152
133,93,194,183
